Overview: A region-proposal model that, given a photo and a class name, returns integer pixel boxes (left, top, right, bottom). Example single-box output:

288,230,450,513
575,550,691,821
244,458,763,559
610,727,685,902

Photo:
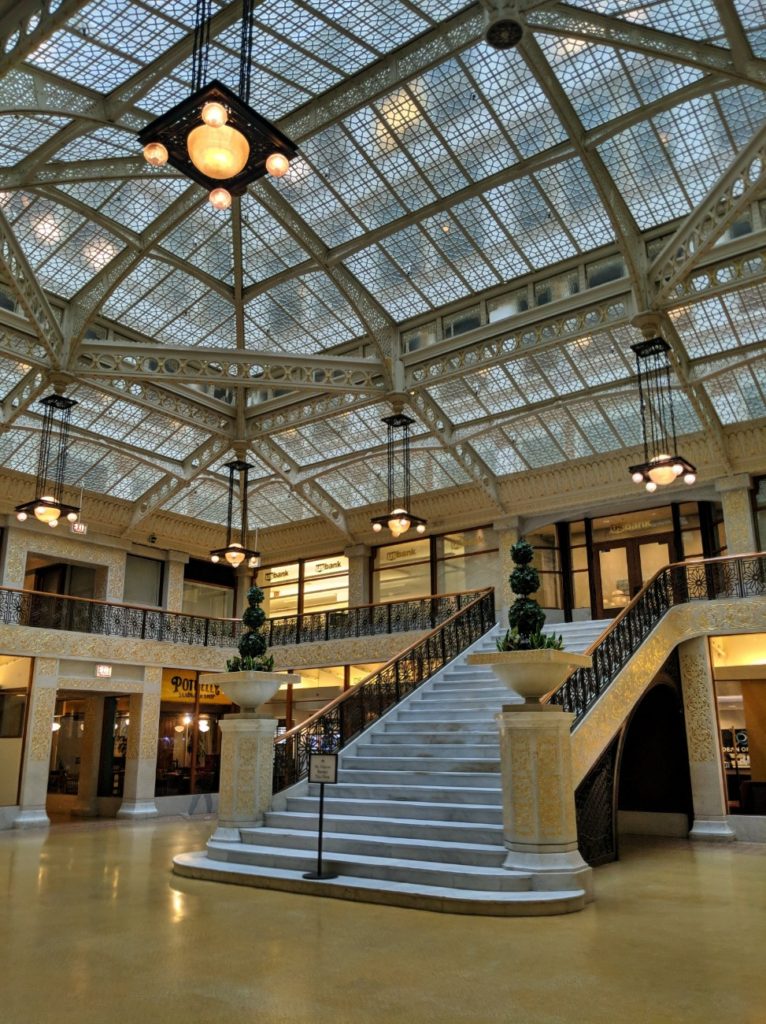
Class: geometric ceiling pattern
1,0,766,538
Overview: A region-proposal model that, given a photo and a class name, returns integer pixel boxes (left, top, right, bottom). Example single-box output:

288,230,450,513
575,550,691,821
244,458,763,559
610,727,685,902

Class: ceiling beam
0,0,92,78
649,122,766,302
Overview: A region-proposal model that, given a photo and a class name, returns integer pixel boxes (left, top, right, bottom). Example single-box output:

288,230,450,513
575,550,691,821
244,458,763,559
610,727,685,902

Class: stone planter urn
467,649,592,704
203,669,289,714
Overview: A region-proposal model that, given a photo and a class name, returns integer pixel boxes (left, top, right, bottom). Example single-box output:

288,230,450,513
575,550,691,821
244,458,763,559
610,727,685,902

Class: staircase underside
174,620,610,916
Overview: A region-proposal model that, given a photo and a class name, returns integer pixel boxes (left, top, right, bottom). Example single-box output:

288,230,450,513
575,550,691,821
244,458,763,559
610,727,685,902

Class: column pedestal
497,705,593,898
211,714,278,843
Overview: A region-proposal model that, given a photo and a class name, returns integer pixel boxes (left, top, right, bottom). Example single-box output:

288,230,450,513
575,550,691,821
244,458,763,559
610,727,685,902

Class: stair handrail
272,587,496,793
549,551,766,724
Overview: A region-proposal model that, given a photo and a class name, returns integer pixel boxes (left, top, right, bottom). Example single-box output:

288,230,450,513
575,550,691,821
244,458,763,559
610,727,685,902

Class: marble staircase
175,619,611,915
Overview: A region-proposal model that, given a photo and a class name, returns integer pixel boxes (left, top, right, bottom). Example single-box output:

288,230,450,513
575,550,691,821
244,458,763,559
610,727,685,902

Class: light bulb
187,123,249,179
211,554,220,563
684,472,696,485
143,141,168,167
16,511,27,522
672,463,684,476
198,720,210,733
248,555,261,569
645,481,658,493
416,523,426,534
647,455,676,486
34,497,60,523
265,152,290,177
48,519,59,527
51,721,61,732
631,472,644,484
372,522,382,533
201,101,228,127
183,714,192,726
66,511,78,522
209,187,232,210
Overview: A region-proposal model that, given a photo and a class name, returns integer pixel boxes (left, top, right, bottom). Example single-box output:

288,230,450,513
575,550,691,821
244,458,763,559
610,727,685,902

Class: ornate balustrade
550,553,766,725
0,585,488,651
272,588,495,793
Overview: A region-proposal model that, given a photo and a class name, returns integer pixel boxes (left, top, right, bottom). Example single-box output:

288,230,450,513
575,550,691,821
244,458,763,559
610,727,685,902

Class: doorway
593,533,675,618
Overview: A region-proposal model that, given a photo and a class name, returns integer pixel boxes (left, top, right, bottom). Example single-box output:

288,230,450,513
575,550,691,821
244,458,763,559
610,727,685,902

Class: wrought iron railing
266,589,486,646
0,586,243,648
272,587,496,793
550,552,766,726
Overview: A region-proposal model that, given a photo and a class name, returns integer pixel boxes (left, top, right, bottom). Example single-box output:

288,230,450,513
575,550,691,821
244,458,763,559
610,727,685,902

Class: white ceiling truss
0,0,764,545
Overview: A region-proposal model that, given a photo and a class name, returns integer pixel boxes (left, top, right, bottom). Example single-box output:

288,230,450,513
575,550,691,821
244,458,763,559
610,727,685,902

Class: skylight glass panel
534,161,613,251
0,114,71,165
245,275,363,354
36,225,125,298
448,196,528,281
544,407,594,459
598,122,688,229
253,2,376,73
69,0,188,65
470,429,528,476
715,86,766,148
733,0,766,57
345,246,430,319
316,461,388,507
669,296,741,359
484,176,577,268
299,0,432,52
254,481,316,526
163,209,233,284
572,400,623,452
110,462,167,501
0,359,33,399
420,214,500,293
274,403,392,465
57,177,193,234
54,126,138,162
561,329,635,387
28,30,140,93
215,19,343,94
166,479,232,525
410,449,470,492
705,364,766,424
241,193,311,285
561,0,726,42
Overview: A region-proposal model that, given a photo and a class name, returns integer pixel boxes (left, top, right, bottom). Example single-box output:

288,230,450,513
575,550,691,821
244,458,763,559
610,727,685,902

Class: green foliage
227,583,273,672
496,538,563,651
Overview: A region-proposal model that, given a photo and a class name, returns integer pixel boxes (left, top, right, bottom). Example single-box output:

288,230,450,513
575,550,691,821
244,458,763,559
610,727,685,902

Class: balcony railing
266,590,486,646
550,552,766,725
272,588,495,793
0,585,489,651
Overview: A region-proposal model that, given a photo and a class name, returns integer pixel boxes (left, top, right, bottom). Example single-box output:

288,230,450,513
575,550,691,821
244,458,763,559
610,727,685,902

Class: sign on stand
302,753,339,881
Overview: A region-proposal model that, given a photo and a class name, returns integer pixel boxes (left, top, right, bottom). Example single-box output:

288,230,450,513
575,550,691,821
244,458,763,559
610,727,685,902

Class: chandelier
210,459,261,569
628,338,696,493
371,413,426,539
15,393,79,527
138,0,298,211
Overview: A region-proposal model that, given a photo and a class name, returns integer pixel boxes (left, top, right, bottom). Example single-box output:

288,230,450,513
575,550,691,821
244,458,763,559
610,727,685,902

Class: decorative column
344,544,370,607
13,658,58,829
72,695,106,818
496,705,593,897
679,637,735,840
1,524,26,588
715,474,757,554
164,550,189,612
493,515,521,624
117,670,161,819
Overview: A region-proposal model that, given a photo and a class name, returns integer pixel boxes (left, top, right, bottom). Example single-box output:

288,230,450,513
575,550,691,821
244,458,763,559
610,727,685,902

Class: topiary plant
497,539,563,652
226,585,274,672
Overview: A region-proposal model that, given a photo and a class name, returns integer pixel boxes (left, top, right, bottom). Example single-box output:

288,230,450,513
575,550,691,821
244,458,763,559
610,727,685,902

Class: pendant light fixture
15,392,79,527
371,412,426,539
138,0,298,210
628,338,696,493
210,459,261,569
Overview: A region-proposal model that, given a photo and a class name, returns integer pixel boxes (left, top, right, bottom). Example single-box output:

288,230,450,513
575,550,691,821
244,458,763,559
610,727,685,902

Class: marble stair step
393,708,498,722
327,769,502,789
286,796,503,822
263,811,504,845
372,730,499,745
381,720,498,735
312,781,502,803
205,842,532,893
237,827,507,867
340,754,501,773
356,742,499,759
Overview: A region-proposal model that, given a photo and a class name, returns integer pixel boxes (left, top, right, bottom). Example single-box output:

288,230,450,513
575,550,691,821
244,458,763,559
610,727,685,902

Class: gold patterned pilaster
716,475,758,554
165,554,187,613
117,692,161,819
345,545,371,607
213,716,278,839
13,659,58,828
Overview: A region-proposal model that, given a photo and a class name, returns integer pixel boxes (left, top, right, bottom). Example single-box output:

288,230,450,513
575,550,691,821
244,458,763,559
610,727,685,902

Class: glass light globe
143,141,168,167
372,522,382,533
208,187,232,210
647,455,676,486
51,721,61,732
201,101,228,127
672,463,684,476
187,123,249,179
210,554,220,563
684,472,696,485
66,511,78,522
174,724,184,733
265,152,290,177
225,543,245,568
16,511,27,522
35,498,60,523
631,471,644,484
388,509,411,538
645,481,658,493
198,720,210,733
416,523,426,534
48,519,59,527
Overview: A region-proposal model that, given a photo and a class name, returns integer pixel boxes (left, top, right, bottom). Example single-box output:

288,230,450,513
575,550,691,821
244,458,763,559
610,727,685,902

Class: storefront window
302,556,349,613
48,699,85,794
183,580,234,619
373,539,431,602
0,656,30,806
260,562,300,618
713,633,766,815
124,554,163,606
435,527,498,594
525,525,562,609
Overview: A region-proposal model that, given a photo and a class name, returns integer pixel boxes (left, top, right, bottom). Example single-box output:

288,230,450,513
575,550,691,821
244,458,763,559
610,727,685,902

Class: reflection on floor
0,817,763,1024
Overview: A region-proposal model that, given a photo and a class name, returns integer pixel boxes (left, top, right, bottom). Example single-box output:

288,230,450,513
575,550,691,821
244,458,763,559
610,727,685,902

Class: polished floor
0,817,764,1024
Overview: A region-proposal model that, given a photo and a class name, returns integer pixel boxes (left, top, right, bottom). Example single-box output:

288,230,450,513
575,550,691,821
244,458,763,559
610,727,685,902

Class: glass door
594,534,674,617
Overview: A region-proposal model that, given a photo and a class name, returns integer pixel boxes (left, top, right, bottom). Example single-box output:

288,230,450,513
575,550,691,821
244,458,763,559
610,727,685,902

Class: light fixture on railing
628,338,696,493
15,391,79,527
138,0,298,211
370,411,426,539
210,459,261,569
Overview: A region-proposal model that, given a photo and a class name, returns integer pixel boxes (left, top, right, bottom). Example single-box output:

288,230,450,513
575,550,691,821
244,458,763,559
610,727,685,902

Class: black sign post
302,754,339,881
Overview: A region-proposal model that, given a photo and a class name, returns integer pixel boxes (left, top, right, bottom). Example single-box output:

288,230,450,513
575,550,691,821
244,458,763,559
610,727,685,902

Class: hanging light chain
191,0,213,94
239,0,256,104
